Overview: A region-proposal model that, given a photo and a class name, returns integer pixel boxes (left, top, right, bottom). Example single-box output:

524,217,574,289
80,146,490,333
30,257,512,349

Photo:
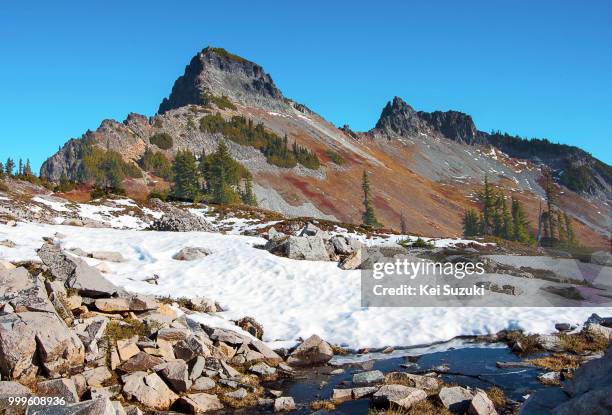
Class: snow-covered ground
2,221,609,351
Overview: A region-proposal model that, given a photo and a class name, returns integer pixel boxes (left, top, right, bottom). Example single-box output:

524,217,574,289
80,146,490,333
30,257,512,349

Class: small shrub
149,133,173,150
310,400,335,411
104,319,146,341
325,149,345,165
201,91,236,110
148,189,169,201
486,386,507,409
558,331,609,353
504,331,543,355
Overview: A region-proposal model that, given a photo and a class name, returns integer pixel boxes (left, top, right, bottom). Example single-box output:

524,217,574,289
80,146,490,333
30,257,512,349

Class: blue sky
1,0,611,171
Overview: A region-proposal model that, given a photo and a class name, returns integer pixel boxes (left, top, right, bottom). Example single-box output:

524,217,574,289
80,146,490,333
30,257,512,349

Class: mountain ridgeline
371,96,611,197
39,46,610,244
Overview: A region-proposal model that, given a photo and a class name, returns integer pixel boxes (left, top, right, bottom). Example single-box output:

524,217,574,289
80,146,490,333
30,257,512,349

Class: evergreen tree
557,210,568,243
511,197,531,243
361,170,380,227
492,193,504,237
543,169,557,240
240,176,257,206
171,150,200,201
23,159,33,177
501,197,512,239
399,213,408,234
0,162,4,177
5,158,15,177
18,159,23,176
564,211,577,246
480,176,497,235
462,209,480,237
206,141,242,204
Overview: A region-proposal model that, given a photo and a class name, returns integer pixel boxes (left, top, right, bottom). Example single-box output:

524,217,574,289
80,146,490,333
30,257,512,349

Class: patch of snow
2,222,607,350
32,196,71,212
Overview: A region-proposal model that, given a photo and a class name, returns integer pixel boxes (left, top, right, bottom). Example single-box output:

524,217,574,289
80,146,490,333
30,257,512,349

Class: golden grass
526,354,581,371
558,332,609,354
486,386,507,409
310,400,336,410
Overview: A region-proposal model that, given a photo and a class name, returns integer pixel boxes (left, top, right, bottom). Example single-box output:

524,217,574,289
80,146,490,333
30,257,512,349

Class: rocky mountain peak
158,47,285,113
417,110,484,145
374,96,430,137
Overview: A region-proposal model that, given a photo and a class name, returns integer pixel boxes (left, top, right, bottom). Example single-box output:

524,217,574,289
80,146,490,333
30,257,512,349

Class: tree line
167,140,256,206
463,175,577,247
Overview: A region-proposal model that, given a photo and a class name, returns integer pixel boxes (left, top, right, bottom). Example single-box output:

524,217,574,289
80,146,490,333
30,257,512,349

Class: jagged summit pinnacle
373,96,484,145
158,46,284,113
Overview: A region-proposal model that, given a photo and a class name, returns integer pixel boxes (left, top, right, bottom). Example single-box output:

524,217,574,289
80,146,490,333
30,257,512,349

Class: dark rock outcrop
158,47,284,113
417,110,484,145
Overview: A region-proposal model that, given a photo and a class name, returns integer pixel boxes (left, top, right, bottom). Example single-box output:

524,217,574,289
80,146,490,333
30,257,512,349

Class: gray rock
330,235,353,255
353,370,385,386
0,381,32,396
0,267,55,314
94,295,158,312
37,243,118,298
384,372,439,390
191,376,216,391
469,390,498,415
121,371,178,410
352,386,378,399
439,386,474,413
90,251,125,262
287,334,334,366
160,359,192,392
150,204,215,232
189,356,206,380
172,247,212,261
285,235,330,261
0,311,85,379
373,384,427,409
225,388,248,400
552,388,612,415
249,362,276,376
274,397,296,412
174,393,223,413
300,223,329,239
555,323,574,332
339,249,363,270
119,352,165,373
332,388,352,403
82,366,112,387
538,371,561,385
36,378,79,403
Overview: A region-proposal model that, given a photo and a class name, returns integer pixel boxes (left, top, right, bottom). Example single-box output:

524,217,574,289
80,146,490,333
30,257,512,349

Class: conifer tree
564,211,576,246
5,158,14,177
480,176,497,235
501,197,512,239
0,162,4,177
557,210,567,243
24,159,33,177
361,170,379,227
171,150,200,201
240,176,257,206
543,169,557,240
511,197,531,243
462,209,480,237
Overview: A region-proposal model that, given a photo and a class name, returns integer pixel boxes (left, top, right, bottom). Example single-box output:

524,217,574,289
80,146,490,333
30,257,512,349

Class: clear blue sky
1,0,611,172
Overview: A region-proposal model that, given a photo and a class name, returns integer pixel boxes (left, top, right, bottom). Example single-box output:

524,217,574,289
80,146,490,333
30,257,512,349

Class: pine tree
24,159,33,177
492,193,503,237
208,141,241,204
399,213,408,234
543,169,557,241
564,211,577,246
0,162,4,177
5,158,15,177
480,176,497,235
18,159,23,177
361,170,380,227
171,150,200,201
240,176,257,206
511,197,531,243
501,197,512,239
462,209,480,237
557,210,567,243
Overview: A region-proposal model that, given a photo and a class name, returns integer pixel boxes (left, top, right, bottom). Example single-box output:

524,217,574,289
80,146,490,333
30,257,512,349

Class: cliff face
39,47,610,245
158,47,285,113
